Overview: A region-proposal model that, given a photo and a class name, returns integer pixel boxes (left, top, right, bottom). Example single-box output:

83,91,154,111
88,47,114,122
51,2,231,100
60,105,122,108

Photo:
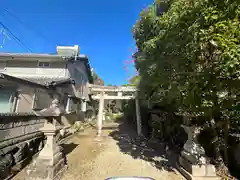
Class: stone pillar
81,99,87,112
117,92,123,112
177,125,219,180
65,96,71,113
135,91,142,136
12,89,20,112
26,119,66,180
102,111,106,121
96,91,104,137
117,92,122,97
77,99,85,121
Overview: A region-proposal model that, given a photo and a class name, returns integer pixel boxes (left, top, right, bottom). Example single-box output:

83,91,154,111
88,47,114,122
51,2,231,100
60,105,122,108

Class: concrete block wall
0,113,45,179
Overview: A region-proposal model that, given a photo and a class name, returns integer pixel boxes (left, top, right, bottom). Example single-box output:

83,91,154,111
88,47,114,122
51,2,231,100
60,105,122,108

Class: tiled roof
0,73,50,90
0,73,73,89
0,112,36,117
19,76,70,86
0,53,67,59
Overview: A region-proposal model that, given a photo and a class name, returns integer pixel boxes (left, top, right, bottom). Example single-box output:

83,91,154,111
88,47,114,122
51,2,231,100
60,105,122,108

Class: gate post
96,91,104,137
135,90,142,136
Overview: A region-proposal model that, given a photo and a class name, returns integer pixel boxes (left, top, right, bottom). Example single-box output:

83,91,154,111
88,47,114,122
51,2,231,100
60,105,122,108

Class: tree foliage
133,0,240,123
92,71,104,85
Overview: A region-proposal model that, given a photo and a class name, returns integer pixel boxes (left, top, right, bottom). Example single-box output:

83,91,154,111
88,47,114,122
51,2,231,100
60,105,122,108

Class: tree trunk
223,119,229,165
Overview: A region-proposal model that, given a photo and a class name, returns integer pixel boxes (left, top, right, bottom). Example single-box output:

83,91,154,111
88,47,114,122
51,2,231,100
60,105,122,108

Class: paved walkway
13,122,184,180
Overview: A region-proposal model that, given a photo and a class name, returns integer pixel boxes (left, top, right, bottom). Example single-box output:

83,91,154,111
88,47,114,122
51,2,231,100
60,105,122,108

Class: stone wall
0,113,45,179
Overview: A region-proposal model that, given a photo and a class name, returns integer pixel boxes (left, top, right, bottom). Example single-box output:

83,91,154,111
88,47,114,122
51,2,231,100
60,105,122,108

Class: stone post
102,110,106,121
135,90,142,136
79,99,86,121
96,91,104,137
81,99,87,112
117,92,122,97
11,89,20,112
177,125,219,180
26,119,66,180
65,96,71,113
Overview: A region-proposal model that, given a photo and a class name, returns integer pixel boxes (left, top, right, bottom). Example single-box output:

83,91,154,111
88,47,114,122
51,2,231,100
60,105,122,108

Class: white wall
0,58,90,102
0,60,67,78
67,61,89,99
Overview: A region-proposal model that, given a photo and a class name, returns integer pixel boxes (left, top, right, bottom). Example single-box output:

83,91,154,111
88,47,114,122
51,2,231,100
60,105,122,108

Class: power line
0,21,32,52
0,28,11,48
2,8,57,46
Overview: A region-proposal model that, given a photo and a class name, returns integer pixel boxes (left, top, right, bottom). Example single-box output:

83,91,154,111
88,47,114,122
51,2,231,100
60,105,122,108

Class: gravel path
61,123,184,180
13,122,184,180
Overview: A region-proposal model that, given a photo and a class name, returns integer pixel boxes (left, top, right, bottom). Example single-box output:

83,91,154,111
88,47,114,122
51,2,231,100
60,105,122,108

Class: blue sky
0,0,153,85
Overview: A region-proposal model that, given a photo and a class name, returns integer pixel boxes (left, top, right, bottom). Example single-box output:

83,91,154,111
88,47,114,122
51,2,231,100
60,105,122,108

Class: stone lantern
177,115,219,180
26,97,66,180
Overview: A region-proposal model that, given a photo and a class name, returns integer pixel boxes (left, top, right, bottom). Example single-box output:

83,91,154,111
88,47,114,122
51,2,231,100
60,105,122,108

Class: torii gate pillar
135,90,142,136
96,91,104,137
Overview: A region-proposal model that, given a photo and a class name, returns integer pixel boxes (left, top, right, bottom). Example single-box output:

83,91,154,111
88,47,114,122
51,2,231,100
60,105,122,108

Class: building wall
7,85,52,113
0,59,90,101
17,93,34,113
0,60,67,78
0,85,75,114
0,58,91,119
32,91,53,111
0,82,54,113
0,83,87,119
67,61,89,100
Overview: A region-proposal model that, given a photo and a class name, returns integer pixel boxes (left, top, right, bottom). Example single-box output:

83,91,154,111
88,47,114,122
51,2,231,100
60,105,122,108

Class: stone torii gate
88,84,141,137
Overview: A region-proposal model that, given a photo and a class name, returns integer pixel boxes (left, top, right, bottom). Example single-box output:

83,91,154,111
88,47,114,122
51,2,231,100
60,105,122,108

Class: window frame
38,61,50,68
0,61,6,72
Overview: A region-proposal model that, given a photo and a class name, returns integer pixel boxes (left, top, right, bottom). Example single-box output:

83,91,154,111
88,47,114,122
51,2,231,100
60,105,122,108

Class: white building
0,45,92,121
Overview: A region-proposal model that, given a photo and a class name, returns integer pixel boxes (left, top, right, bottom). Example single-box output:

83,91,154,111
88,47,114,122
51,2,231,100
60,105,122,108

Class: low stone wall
0,113,45,179
56,112,85,140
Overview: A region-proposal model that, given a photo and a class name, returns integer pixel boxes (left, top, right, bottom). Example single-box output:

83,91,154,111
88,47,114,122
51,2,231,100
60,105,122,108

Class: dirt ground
13,122,185,180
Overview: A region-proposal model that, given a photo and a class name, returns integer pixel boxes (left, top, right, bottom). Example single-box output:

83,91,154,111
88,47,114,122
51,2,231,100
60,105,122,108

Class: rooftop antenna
0,28,11,48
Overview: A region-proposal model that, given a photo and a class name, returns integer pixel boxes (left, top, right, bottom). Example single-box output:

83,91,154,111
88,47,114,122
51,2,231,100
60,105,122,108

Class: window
0,62,6,72
38,62,50,68
32,92,50,110
0,90,13,113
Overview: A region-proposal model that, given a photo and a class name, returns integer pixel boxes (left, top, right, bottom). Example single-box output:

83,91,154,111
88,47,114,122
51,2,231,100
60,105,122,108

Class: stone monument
177,117,220,180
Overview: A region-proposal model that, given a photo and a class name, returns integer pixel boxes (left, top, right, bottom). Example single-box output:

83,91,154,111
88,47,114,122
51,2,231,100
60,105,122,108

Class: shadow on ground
102,126,119,130
109,119,178,173
61,143,78,165
62,143,78,155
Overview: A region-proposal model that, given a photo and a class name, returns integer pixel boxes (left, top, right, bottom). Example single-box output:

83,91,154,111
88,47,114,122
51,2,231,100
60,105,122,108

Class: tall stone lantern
26,97,66,180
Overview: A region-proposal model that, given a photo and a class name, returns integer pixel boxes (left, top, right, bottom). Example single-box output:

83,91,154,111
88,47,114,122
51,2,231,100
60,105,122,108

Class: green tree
134,0,240,117
133,0,240,165
92,71,104,85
